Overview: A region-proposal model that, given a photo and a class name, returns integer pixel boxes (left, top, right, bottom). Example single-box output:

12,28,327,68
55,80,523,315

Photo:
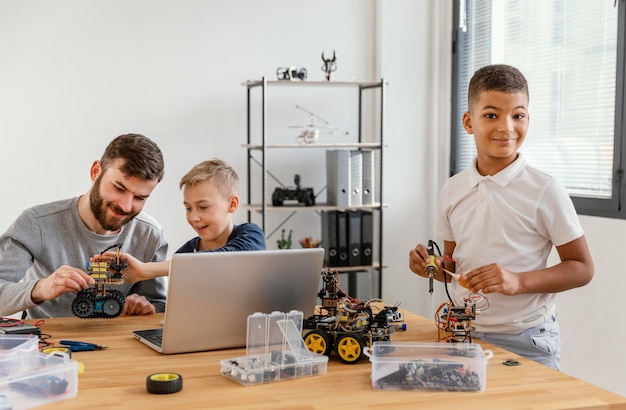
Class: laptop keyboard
145,333,163,347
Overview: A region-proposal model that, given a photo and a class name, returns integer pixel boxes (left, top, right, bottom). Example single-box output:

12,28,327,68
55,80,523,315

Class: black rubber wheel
146,373,183,394
304,190,315,206
72,291,95,318
102,297,121,317
102,290,125,318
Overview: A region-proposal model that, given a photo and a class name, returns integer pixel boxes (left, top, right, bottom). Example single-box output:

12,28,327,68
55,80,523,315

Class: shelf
324,263,387,273
244,76,387,299
243,142,384,150
243,80,387,88
243,203,387,212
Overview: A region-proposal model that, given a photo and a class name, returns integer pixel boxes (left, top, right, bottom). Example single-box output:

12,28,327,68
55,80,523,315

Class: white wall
0,0,375,252
558,215,626,396
0,0,624,398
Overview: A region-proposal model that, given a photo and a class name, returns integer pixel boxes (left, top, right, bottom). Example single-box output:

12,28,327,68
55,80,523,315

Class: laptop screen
133,248,324,354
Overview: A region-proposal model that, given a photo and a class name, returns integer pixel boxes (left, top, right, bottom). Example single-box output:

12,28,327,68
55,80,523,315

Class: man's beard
89,176,137,231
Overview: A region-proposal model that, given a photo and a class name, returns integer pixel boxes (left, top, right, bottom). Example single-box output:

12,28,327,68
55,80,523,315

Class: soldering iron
425,240,438,296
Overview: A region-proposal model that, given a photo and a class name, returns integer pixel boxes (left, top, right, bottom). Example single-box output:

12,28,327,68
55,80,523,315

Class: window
451,0,625,218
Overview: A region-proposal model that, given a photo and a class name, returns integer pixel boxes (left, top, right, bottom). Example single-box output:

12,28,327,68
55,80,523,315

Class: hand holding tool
425,240,438,296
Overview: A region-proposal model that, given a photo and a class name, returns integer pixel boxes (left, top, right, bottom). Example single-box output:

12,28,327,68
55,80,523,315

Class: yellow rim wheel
336,334,364,364
304,330,331,355
146,373,183,394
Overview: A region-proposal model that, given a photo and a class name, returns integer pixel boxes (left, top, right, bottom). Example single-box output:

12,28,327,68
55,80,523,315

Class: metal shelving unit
243,78,386,297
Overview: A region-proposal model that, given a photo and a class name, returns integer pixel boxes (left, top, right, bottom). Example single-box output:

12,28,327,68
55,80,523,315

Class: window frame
451,0,626,219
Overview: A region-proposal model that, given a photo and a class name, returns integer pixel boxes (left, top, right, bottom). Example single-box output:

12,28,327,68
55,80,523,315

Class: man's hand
31,266,95,303
122,293,155,316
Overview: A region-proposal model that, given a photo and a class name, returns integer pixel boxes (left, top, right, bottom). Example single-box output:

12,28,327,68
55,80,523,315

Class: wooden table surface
24,308,626,409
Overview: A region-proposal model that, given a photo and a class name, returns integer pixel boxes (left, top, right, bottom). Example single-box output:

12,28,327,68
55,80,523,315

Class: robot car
302,269,405,364
71,243,127,319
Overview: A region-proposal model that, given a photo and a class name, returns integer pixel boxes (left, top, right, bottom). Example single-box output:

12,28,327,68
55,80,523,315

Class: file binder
337,210,349,266
321,211,339,267
326,150,362,207
347,210,362,266
361,150,375,205
361,210,373,265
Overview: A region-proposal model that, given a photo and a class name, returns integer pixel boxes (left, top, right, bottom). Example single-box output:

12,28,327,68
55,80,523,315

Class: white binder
326,150,363,207
361,150,375,205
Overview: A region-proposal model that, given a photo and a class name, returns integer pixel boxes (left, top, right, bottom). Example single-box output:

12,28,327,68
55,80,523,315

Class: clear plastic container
365,341,493,392
221,310,328,386
0,351,78,409
0,335,39,356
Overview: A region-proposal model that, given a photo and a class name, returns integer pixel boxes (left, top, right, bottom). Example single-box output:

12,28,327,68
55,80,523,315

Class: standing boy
409,64,594,369
0,134,168,318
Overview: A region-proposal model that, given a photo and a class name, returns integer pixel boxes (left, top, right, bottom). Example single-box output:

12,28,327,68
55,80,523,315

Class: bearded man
0,134,168,318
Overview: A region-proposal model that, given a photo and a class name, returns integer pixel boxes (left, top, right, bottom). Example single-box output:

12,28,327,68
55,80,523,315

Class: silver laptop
132,248,324,354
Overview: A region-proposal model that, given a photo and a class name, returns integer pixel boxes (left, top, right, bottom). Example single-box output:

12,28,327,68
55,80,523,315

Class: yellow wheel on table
146,373,183,394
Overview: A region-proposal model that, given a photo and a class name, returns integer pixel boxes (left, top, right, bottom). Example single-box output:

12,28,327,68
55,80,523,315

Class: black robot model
272,174,315,206
71,244,127,319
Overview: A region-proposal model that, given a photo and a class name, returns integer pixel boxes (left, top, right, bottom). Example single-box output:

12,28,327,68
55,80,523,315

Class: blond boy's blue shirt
175,223,266,253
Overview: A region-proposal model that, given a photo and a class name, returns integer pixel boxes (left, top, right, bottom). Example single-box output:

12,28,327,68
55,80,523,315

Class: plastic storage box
365,341,493,392
221,311,328,386
0,335,39,356
0,351,78,409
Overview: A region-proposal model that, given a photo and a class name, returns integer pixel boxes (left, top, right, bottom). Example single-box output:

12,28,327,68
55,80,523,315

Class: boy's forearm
518,236,593,294
143,260,170,280
519,260,593,294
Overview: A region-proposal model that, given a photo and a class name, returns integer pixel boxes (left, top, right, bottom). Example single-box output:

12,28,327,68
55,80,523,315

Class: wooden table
24,309,626,409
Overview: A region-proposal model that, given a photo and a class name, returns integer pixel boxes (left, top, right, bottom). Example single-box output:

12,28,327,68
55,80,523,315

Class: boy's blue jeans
473,312,561,370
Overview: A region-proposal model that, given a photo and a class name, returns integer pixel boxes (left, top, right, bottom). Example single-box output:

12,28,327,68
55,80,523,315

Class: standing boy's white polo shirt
436,152,584,333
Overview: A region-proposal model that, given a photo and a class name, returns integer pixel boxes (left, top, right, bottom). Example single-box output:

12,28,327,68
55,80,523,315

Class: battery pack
0,320,41,336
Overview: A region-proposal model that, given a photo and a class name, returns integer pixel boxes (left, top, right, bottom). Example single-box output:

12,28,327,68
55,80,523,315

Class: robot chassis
71,243,128,319
435,299,478,343
302,269,404,364
426,240,484,343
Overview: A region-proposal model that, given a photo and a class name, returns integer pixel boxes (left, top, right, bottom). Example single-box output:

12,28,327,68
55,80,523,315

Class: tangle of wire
324,269,400,333
427,243,491,342
428,243,490,311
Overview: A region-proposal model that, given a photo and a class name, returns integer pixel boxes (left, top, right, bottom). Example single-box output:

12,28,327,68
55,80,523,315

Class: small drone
289,105,348,144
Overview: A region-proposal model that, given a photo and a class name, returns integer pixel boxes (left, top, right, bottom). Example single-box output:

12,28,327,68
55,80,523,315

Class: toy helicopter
289,105,348,144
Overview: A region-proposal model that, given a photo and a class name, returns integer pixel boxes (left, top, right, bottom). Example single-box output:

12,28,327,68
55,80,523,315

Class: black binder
361,210,373,265
347,210,362,266
321,211,339,266
337,210,349,267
